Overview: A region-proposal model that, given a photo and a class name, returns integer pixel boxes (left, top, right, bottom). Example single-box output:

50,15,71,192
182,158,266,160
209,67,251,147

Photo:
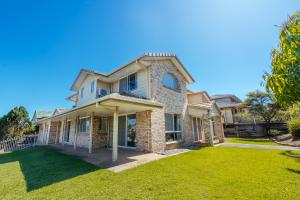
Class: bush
288,117,300,138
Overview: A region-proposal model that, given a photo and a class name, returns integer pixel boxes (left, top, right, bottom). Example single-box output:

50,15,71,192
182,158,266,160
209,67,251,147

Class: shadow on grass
0,147,98,191
281,150,300,175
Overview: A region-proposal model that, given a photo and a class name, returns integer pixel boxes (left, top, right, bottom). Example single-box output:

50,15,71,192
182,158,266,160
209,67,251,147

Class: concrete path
216,142,300,151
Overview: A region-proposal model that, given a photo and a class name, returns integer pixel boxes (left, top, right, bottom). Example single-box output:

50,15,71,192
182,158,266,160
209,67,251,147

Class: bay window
165,113,182,142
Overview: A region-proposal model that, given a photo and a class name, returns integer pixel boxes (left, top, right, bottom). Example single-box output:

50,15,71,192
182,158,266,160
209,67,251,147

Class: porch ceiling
188,104,210,118
37,93,163,122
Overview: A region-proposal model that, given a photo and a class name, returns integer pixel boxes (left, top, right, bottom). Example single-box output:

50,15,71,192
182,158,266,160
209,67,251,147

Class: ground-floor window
165,113,182,142
79,117,90,133
99,117,108,133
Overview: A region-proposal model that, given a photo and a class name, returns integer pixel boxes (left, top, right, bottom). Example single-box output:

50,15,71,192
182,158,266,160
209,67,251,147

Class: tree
0,106,35,139
264,11,300,106
243,91,281,135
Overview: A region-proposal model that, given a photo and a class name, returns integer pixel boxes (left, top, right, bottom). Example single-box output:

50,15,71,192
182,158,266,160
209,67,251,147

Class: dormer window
162,73,179,90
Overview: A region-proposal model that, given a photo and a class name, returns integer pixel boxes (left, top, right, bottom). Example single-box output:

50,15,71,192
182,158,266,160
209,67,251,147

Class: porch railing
0,134,38,153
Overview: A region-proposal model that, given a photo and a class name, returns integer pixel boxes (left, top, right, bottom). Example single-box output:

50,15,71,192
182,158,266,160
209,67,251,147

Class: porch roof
36,93,163,123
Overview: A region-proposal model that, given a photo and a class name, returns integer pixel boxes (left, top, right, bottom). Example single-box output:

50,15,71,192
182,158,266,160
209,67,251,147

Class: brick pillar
136,110,152,152
150,108,165,153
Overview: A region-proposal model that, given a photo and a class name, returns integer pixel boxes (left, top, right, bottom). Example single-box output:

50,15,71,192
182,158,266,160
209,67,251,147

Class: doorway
192,117,203,142
64,121,71,143
118,114,137,148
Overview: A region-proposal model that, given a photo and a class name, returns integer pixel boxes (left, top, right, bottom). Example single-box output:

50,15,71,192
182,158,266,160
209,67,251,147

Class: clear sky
0,0,299,117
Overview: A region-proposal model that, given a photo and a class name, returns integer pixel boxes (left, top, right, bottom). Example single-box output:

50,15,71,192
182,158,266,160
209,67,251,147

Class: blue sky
0,0,299,117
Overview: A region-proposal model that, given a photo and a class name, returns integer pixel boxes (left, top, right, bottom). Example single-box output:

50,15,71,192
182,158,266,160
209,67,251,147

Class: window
91,80,95,93
119,73,137,93
99,117,108,133
80,87,84,99
162,73,179,90
128,73,137,91
79,117,90,133
165,113,182,142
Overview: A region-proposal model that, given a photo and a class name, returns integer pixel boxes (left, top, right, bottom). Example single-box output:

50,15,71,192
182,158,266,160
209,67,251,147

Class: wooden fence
0,134,38,153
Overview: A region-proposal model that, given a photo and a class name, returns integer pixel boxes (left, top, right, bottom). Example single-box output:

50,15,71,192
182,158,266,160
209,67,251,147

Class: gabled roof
211,94,242,103
70,53,195,91
53,108,69,116
32,110,53,122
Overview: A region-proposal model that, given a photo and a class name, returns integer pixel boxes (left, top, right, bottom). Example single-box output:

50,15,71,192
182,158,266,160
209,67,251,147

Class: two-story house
35,53,224,162
211,94,243,124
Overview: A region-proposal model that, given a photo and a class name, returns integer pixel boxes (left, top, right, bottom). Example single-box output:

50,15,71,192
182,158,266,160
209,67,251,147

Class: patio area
48,144,167,172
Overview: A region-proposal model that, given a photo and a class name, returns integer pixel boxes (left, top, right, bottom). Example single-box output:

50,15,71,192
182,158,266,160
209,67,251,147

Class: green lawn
226,137,280,146
0,147,300,200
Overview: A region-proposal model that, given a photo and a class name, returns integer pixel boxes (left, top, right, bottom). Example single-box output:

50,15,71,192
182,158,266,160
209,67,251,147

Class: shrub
288,117,300,138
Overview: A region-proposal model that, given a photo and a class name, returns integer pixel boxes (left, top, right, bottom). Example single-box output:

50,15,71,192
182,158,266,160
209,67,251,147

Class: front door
118,114,136,147
64,121,71,143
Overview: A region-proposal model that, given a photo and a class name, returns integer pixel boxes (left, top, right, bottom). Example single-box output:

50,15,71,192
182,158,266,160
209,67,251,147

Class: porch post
74,116,78,150
62,118,66,146
46,122,51,145
112,106,119,162
89,112,94,154
55,122,59,144
209,119,214,146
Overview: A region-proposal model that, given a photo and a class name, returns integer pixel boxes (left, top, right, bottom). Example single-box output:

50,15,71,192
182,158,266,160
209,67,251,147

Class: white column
209,119,214,146
74,116,78,150
112,107,119,162
89,113,94,154
46,122,51,145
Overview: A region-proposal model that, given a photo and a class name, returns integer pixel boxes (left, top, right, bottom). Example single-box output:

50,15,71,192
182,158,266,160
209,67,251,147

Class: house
34,53,224,162
32,110,54,123
211,94,243,124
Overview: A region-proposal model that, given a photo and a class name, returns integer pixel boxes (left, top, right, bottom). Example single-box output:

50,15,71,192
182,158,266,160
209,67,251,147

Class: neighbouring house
34,53,224,162
211,94,244,124
32,110,54,123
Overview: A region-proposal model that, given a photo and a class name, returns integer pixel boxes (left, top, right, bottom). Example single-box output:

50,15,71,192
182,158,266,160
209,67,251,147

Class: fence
224,122,288,137
0,134,39,153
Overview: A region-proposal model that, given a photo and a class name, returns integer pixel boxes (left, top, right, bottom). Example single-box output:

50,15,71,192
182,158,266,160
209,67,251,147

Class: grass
0,147,300,199
226,137,280,146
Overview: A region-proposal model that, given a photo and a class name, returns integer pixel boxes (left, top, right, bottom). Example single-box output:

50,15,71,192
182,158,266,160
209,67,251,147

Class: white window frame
118,113,137,149
91,80,95,93
118,72,138,93
165,113,182,143
80,87,84,99
79,116,90,134
99,117,108,133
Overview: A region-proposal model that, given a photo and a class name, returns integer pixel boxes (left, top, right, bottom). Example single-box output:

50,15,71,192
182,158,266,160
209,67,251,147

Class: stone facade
150,108,165,153
213,116,224,143
136,110,152,152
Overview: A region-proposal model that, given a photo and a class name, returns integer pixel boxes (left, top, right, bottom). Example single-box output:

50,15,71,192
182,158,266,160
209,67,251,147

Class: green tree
264,11,300,106
0,106,35,139
244,91,281,135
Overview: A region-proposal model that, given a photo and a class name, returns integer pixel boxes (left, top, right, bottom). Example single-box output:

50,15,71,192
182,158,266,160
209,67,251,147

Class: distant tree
264,11,300,106
0,106,35,139
243,91,281,135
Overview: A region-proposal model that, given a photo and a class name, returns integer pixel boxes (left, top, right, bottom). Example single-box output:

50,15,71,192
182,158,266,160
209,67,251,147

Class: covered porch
37,93,163,163
48,143,165,172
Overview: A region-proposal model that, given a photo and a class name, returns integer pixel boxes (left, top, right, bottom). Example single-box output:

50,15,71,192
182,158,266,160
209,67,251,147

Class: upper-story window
80,87,84,99
119,72,137,93
91,80,95,93
162,73,179,90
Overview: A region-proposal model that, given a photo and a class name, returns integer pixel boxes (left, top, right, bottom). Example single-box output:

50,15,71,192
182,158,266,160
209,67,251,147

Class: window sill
166,140,183,145
162,85,181,93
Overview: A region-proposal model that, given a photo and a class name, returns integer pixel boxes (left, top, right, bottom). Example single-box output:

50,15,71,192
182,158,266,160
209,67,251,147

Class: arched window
162,73,179,90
